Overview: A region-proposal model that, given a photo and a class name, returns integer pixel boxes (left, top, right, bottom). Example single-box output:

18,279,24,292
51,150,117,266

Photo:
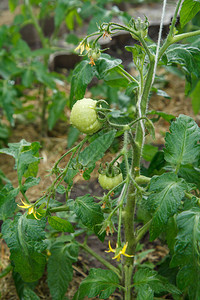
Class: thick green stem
50,205,69,213
140,59,155,116
123,44,155,300
172,29,200,43
79,243,121,278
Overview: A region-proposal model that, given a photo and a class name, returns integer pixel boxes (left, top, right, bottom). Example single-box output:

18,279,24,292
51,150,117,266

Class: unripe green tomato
98,173,123,190
90,51,101,61
70,98,102,134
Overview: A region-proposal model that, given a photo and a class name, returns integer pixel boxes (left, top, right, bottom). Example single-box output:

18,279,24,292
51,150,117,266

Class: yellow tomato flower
17,199,32,209
28,206,41,220
105,241,134,261
75,41,90,55
18,199,41,220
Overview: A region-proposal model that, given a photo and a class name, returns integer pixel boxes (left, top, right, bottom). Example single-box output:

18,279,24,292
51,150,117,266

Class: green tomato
70,98,102,134
98,173,123,190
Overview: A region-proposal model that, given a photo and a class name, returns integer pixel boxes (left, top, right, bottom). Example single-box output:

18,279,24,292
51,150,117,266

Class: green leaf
74,194,105,240
0,139,41,184
0,83,18,126
164,115,200,168
33,62,56,89
76,268,119,299
70,54,122,106
178,164,200,189
136,285,153,300
151,87,171,99
9,0,19,11
13,271,38,300
95,54,122,79
22,68,35,87
23,288,40,300
148,110,175,122
147,172,188,240
147,150,165,176
165,44,200,78
78,130,116,167
48,216,74,233
190,80,200,114
104,68,129,88
171,208,200,298
47,242,79,300
48,92,67,130
142,144,158,162
67,126,80,149
70,60,96,106
134,268,180,299
0,184,18,220
56,184,66,194
180,0,200,27
2,214,47,282
23,177,40,192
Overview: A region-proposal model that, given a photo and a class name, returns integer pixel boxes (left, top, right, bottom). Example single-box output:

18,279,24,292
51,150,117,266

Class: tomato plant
1,0,200,299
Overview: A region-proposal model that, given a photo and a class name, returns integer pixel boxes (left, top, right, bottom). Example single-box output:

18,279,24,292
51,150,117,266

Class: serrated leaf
136,285,153,300
70,60,95,106
180,0,200,27
78,130,116,167
47,242,79,300
95,54,122,79
148,110,175,122
48,216,74,233
134,268,180,299
171,208,200,298
74,194,104,240
0,184,18,220
23,288,40,300
23,177,40,192
13,271,38,300
2,214,47,282
0,139,40,184
164,115,200,169
147,172,188,240
76,268,119,299
165,44,200,77
56,184,66,194
178,164,200,189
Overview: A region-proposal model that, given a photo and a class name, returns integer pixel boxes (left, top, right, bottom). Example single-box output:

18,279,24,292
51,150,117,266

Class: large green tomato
70,98,102,134
98,173,123,190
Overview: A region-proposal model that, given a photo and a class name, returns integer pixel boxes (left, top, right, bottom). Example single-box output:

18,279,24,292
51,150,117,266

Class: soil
0,3,198,300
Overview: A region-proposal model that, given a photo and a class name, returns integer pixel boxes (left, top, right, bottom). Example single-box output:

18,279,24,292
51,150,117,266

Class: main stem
123,56,155,300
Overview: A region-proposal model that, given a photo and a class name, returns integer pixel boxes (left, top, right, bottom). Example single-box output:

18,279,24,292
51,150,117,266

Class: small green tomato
70,98,102,134
98,173,123,190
